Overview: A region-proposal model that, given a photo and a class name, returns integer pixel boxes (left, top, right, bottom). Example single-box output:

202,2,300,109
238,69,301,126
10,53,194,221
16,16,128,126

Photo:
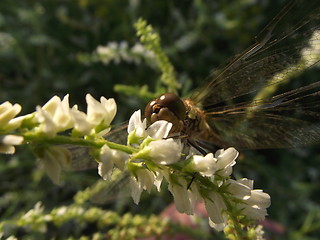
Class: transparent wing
66,122,128,171
191,0,319,107
62,123,131,205
66,144,98,171
88,170,131,204
188,0,320,149
197,81,320,149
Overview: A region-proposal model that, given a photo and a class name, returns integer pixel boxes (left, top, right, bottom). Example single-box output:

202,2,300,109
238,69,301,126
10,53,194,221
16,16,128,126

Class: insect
70,0,320,170
143,0,320,153
64,0,319,204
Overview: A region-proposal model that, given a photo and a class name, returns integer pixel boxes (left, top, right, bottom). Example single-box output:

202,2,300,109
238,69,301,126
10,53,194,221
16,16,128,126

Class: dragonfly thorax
183,99,214,142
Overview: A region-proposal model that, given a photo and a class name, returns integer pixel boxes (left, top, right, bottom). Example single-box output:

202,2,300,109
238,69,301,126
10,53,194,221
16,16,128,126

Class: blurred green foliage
0,0,320,239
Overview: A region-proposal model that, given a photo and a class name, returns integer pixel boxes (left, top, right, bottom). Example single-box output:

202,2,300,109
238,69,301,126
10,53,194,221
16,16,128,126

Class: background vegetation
0,0,319,239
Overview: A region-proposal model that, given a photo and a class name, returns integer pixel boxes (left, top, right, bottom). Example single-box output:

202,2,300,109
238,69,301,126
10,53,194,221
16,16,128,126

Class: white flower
86,94,117,130
35,95,73,136
0,145,15,154
112,150,128,171
1,135,23,145
0,101,22,129
35,106,57,137
44,95,73,130
204,191,228,231
236,178,271,220
131,43,145,54
146,120,172,139
128,110,147,137
0,135,24,154
33,94,117,137
239,191,271,220
55,206,68,216
22,202,44,219
186,148,238,178
153,170,165,192
225,179,251,200
215,147,238,177
148,138,183,165
190,153,217,177
69,105,94,135
130,168,156,204
96,45,112,55
237,178,254,189
39,146,72,184
98,145,114,180
98,144,128,180
168,176,199,215
208,218,227,232
4,113,34,132
127,110,172,139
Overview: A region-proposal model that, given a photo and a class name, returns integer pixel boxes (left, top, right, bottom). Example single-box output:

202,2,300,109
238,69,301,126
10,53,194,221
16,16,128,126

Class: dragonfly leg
187,173,196,190
187,139,207,155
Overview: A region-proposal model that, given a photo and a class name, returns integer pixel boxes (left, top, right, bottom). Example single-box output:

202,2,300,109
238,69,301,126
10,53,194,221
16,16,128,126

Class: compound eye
145,100,157,123
157,93,186,121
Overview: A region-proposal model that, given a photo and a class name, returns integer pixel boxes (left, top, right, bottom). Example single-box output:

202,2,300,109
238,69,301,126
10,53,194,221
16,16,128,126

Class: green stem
221,193,244,239
22,133,137,154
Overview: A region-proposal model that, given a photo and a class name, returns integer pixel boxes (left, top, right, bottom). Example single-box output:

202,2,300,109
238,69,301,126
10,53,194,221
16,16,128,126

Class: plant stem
221,193,244,239
22,133,137,154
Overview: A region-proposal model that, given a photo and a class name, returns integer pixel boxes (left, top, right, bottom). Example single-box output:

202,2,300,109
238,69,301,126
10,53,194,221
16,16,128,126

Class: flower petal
168,177,195,215
100,97,117,126
98,145,115,180
86,94,116,129
149,139,183,165
204,192,228,229
225,179,251,200
128,110,144,134
216,147,238,169
191,153,217,177
147,120,172,139
39,146,72,184
0,135,24,146
36,106,57,137
0,102,22,127
130,176,143,205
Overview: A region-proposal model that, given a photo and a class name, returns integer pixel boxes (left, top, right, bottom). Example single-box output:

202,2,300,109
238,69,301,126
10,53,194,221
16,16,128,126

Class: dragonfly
68,0,320,185
131,0,320,151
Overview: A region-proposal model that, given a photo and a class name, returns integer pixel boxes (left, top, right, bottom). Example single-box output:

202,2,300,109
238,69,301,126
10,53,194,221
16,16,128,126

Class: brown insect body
145,93,225,151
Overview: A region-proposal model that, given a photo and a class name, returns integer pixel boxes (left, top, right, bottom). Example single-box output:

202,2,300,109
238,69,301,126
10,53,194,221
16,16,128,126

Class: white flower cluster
38,145,72,185
97,110,183,202
0,101,24,154
34,94,117,184
96,41,156,66
1,94,271,231
1,94,117,184
98,110,271,231
35,94,116,137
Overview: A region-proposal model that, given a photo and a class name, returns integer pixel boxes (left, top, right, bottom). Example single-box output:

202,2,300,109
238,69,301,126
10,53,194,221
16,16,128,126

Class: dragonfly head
145,93,186,133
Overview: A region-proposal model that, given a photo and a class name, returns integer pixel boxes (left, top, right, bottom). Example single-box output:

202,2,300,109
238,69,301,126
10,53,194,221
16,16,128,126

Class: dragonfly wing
66,144,98,171
88,170,131,204
104,122,128,144
191,0,320,109
66,122,129,171
204,85,320,149
187,0,320,149
205,114,320,149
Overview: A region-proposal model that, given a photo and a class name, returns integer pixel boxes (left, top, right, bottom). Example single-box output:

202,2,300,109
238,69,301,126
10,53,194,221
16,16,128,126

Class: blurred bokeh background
0,0,319,239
